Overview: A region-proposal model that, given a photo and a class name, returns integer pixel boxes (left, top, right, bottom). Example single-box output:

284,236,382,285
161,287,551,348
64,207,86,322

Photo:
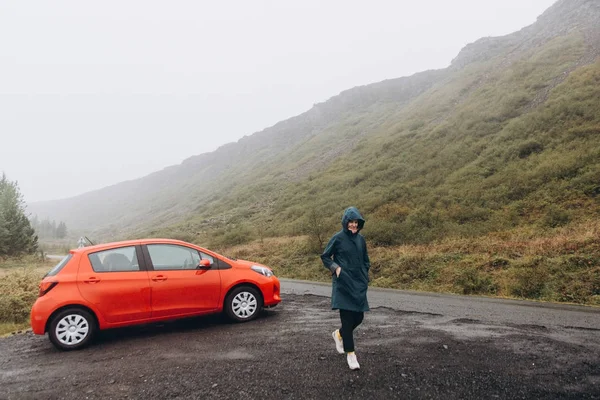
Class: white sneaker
347,352,360,370
332,330,344,354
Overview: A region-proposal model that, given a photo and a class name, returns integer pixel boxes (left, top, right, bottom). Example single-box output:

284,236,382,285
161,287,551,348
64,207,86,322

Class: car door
144,244,221,318
77,245,152,324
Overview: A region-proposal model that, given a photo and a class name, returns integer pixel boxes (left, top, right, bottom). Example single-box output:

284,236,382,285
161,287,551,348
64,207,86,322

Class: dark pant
339,309,364,353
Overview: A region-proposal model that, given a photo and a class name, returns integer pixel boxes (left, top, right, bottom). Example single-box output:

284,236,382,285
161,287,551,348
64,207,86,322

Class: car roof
71,238,195,254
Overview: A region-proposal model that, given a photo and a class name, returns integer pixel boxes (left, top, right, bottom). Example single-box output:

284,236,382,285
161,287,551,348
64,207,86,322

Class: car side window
147,244,201,270
89,246,139,272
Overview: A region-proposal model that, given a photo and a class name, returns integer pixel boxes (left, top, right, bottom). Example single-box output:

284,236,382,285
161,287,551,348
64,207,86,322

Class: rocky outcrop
451,0,600,70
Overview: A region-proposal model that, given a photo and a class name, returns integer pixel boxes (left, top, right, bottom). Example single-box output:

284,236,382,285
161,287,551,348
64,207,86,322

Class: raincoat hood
342,207,365,233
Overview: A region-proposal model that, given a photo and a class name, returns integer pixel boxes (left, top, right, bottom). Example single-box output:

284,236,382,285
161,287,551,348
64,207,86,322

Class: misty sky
0,0,557,203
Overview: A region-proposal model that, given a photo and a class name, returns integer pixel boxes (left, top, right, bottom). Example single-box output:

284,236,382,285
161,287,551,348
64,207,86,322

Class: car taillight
38,282,58,297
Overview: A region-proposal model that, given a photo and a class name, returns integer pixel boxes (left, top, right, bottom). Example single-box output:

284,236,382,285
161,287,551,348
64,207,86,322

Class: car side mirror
198,259,212,270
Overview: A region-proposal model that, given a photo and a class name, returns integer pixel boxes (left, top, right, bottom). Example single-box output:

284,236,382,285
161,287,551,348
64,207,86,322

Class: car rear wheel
48,308,96,351
225,286,262,322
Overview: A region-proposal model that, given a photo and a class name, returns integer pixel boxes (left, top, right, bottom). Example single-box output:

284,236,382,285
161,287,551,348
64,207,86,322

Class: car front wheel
225,286,262,322
48,308,96,351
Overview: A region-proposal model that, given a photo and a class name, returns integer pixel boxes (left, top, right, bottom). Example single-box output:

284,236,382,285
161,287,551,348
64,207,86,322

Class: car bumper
262,278,281,307
30,297,52,335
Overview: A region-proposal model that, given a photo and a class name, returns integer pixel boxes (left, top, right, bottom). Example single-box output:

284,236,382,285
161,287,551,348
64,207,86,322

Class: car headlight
251,265,274,277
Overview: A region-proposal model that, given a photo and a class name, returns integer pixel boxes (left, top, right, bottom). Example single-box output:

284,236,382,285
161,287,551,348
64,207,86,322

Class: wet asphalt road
281,278,600,330
1,280,599,399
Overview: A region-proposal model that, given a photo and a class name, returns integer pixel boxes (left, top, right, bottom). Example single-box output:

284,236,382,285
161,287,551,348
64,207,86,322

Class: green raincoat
321,207,370,312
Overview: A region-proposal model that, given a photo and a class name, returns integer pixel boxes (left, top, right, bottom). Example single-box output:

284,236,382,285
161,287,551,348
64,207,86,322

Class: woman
321,206,370,370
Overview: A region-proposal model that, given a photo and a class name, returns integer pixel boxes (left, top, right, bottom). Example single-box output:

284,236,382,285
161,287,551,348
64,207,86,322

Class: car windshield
45,254,73,277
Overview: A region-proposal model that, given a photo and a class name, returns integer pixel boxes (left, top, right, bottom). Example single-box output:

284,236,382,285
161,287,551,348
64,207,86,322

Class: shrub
302,209,330,254
400,209,447,244
455,267,497,295
366,219,401,246
220,228,253,247
560,255,599,271
509,263,548,299
555,268,600,304
542,205,571,228
0,268,41,324
488,258,510,269
446,204,491,225
517,140,544,159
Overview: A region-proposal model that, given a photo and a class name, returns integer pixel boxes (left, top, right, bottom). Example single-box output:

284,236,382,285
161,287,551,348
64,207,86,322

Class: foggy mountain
29,0,600,245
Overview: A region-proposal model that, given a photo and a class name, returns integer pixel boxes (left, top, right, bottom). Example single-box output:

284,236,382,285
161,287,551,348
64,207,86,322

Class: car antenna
85,236,95,246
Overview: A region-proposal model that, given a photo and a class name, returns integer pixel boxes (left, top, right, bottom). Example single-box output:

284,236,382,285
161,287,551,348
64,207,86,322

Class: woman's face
348,219,359,234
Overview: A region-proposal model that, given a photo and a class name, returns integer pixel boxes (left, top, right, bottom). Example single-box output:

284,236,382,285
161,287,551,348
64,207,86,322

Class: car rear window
89,246,140,272
45,254,73,277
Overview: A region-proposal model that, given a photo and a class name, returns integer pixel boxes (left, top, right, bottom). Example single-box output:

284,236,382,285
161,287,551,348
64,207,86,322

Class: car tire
48,308,96,351
225,286,263,322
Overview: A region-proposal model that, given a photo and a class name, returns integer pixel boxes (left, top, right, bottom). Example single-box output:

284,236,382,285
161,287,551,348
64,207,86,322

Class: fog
0,0,556,202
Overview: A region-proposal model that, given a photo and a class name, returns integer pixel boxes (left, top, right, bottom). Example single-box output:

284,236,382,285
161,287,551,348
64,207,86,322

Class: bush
0,268,41,324
208,223,255,248
366,219,401,246
560,255,599,271
446,204,491,225
302,209,331,254
486,258,510,269
455,267,497,295
542,205,571,228
555,268,600,304
517,140,544,159
220,229,253,247
400,209,447,244
509,263,548,299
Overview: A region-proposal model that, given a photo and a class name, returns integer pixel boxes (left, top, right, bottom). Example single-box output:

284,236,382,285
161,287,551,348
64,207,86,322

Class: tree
0,173,38,256
29,216,68,239
0,212,9,255
56,221,67,239
304,208,329,253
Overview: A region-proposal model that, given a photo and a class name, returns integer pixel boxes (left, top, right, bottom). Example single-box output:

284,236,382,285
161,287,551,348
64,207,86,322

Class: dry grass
221,221,600,306
398,220,600,258
0,322,31,337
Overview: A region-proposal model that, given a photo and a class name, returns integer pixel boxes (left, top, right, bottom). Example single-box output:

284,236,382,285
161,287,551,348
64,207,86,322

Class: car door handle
84,277,101,283
152,275,167,282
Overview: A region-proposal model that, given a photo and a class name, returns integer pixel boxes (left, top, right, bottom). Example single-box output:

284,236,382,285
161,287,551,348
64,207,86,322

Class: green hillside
162,32,599,248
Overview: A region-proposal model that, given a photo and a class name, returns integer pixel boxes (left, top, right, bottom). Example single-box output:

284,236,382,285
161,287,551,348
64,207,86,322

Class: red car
30,239,281,350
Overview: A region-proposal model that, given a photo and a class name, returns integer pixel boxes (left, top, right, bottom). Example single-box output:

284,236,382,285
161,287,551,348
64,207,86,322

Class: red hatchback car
31,239,281,350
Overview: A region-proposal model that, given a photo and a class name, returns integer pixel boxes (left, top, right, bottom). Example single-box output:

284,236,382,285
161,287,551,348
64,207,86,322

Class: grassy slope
159,34,599,245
